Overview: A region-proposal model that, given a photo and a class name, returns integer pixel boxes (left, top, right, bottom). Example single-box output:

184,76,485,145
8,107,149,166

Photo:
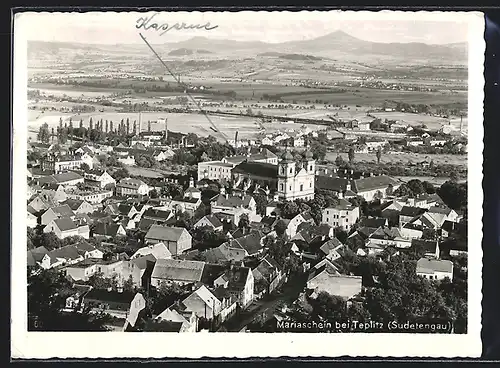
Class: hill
168,48,214,56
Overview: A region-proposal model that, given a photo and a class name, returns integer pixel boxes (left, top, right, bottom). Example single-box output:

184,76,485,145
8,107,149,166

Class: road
221,274,307,332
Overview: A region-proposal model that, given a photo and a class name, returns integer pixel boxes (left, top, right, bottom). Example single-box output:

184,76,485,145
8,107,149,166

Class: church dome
280,151,294,162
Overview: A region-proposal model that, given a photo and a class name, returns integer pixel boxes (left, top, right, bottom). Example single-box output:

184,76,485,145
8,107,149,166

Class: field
27,110,264,141
326,151,467,167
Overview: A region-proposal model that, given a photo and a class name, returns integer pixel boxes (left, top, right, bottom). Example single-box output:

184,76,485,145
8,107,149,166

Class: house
358,121,371,131
252,256,285,295
441,220,466,239
214,265,254,308
93,223,127,239
42,153,94,172
41,204,75,226
399,206,427,227
166,197,202,216
155,304,198,332
217,231,264,261
27,246,49,268
184,177,202,200
210,192,258,225
292,223,334,247
37,171,85,187
360,217,388,228
27,211,38,228
131,242,173,261
116,178,149,197
43,218,90,240
181,285,223,320
194,215,224,232
65,188,114,204
412,239,441,259
318,238,344,261
428,206,460,223
416,258,453,281
138,207,169,223
151,259,206,286
306,264,362,300
322,197,360,232
145,225,192,255
197,161,234,181
64,258,101,281
352,175,401,202
74,240,104,259
84,169,116,189
39,245,84,269
83,289,138,319
61,199,94,215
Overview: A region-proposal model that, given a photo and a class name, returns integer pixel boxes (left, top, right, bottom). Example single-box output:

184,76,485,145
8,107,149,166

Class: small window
289,168,293,174
300,184,303,191
280,184,284,191
326,211,329,215
289,186,292,191
309,165,313,171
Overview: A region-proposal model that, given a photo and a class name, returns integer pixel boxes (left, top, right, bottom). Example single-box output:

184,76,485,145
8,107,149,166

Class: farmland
325,151,467,167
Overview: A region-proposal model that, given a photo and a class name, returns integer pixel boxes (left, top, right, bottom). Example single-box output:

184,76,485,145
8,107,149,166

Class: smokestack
460,115,463,133
165,118,168,141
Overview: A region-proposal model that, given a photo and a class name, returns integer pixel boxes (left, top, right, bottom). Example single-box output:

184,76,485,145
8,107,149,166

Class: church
231,149,316,202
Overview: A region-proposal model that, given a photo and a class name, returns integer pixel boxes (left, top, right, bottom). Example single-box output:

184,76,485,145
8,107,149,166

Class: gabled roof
315,176,349,192
138,218,156,232
145,225,188,242
62,199,87,211
152,259,205,283
117,178,147,189
73,241,97,254
352,175,400,192
223,266,251,291
48,204,75,218
360,217,388,228
142,208,172,221
48,245,81,263
232,161,278,179
228,231,263,255
319,238,343,255
416,258,453,274
52,171,84,183
93,223,124,237
203,214,223,229
428,206,454,215
132,243,172,261
411,239,439,253
400,206,427,217
53,218,78,232
212,194,254,208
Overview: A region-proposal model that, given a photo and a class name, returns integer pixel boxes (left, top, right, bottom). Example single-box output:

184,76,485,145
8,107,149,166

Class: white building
322,197,360,232
416,258,454,281
276,150,315,201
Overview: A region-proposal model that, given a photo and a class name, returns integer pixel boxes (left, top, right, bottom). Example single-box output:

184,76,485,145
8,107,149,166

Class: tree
279,201,300,219
335,155,345,167
149,189,159,199
348,147,355,163
238,213,250,229
406,179,425,196
422,181,436,194
310,142,327,161
28,269,110,331
147,121,152,132
126,118,130,135
252,193,268,215
274,219,288,237
37,123,51,143
89,118,94,131
376,148,382,164
437,181,467,211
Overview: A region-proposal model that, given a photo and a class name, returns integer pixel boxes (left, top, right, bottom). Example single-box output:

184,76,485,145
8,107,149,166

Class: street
221,273,307,332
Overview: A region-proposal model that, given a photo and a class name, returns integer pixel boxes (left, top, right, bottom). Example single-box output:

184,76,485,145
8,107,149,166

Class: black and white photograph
12,10,483,359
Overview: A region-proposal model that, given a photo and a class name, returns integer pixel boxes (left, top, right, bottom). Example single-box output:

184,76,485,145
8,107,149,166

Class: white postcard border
12,10,484,359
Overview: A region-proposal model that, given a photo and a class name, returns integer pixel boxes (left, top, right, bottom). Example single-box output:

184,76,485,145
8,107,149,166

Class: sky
16,11,471,45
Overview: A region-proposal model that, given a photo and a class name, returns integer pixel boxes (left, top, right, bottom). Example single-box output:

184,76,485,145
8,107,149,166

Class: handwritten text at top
136,13,218,36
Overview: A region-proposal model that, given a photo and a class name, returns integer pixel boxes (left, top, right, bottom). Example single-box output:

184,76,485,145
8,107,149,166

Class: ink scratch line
138,32,228,142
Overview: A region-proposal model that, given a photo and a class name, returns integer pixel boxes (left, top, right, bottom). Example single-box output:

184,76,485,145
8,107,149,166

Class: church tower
277,150,295,201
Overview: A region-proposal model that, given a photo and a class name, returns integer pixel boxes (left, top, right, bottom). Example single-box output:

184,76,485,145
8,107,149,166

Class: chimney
107,287,112,292
324,168,328,174
220,186,226,195
189,176,195,188
338,192,344,200
117,286,123,293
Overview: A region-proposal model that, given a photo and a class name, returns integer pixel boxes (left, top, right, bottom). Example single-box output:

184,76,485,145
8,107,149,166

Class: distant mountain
168,48,214,56
258,52,322,61
27,30,468,65
168,30,467,62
